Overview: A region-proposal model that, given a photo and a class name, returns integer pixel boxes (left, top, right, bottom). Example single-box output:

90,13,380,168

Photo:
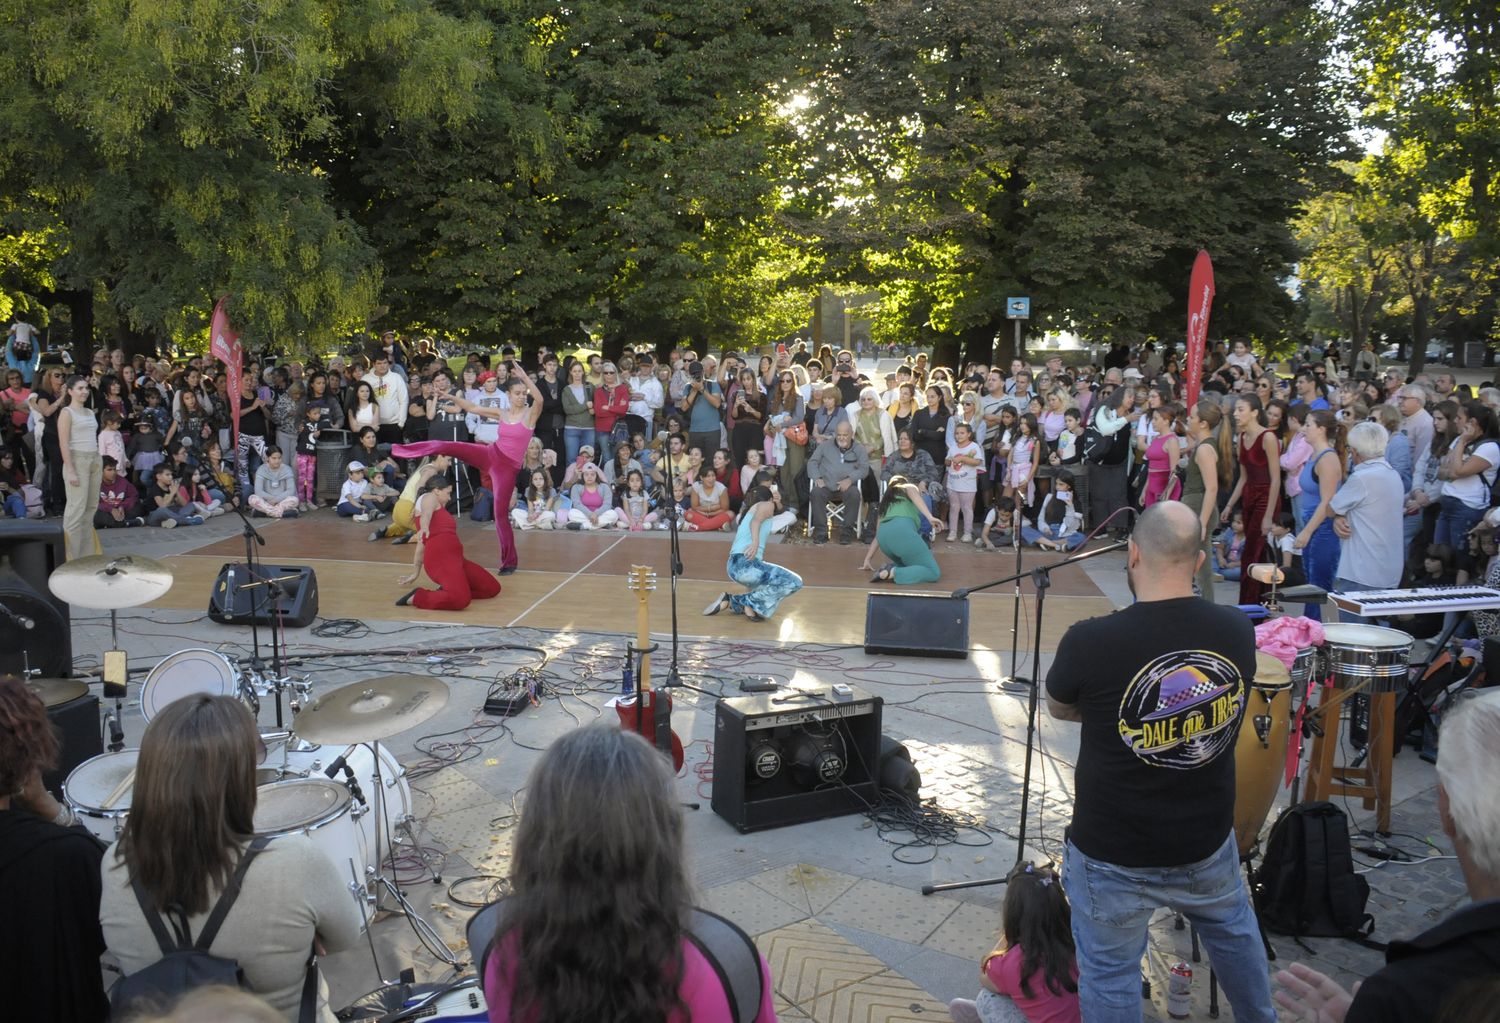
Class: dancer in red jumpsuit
394,368,542,575
396,476,501,611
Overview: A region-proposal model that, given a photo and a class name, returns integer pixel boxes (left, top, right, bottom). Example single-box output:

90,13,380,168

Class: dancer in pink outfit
395,367,542,575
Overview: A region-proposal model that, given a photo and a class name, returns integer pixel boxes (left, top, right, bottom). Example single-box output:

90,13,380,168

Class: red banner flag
1183,250,1215,411
209,297,243,448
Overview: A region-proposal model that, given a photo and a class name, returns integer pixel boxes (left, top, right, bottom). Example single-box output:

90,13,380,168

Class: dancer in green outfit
861,475,947,584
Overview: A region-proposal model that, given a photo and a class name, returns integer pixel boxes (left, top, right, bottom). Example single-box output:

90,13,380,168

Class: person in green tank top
1182,401,1233,600
861,475,946,585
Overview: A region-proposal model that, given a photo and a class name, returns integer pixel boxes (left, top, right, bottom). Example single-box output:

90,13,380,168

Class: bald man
1047,501,1274,1022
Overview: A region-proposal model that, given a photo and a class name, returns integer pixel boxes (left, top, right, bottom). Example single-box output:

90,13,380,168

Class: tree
1296,165,1392,364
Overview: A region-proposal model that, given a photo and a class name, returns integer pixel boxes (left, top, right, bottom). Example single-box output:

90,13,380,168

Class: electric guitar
616,564,685,771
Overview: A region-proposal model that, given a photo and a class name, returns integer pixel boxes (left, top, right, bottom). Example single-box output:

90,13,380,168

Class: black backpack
112,837,318,1020
1252,802,1376,943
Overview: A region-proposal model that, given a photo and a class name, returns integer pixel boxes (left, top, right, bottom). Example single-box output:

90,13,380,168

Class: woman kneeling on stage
861,474,946,584
396,476,501,610
703,470,803,622
101,695,361,1022
480,725,777,1021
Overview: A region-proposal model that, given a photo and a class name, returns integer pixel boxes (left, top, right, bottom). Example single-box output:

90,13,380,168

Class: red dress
413,506,501,611
1237,429,1280,604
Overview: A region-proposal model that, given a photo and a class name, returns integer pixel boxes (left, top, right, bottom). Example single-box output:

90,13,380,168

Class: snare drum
255,779,370,900
1233,653,1293,856
64,749,140,843
141,649,240,721
1322,623,1413,694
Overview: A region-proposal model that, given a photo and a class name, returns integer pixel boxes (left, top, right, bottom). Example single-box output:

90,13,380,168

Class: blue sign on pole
1006,297,1030,320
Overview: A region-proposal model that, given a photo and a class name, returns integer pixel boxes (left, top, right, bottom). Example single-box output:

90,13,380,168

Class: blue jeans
1213,550,1241,581
726,552,803,619
918,493,934,540
1021,524,1086,550
1063,833,1275,1023
563,426,591,464
147,506,199,526
1299,522,1340,622
3,493,24,518
1435,495,1484,551
470,487,494,522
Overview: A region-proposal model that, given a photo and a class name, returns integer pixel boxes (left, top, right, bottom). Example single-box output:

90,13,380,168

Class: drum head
1252,651,1292,691
65,750,141,813
142,649,238,721
1323,623,1413,649
255,779,351,835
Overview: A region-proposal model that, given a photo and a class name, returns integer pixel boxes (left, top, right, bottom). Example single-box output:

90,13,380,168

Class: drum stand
923,537,1130,895
1303,681,1395,833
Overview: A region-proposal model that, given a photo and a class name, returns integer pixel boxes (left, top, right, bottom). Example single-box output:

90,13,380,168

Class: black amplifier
711,685,882,832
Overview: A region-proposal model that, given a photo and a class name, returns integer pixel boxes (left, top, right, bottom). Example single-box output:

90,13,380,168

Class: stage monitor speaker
711,685,882,832
864,592,969,659
0,520,72,679
208,563,320,628
42,692,102,799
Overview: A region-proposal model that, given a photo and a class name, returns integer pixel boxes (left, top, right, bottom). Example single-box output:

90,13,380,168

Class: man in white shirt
979,371,1008,435
626,356,663,439
363,354,408,445
1397,385,1433,465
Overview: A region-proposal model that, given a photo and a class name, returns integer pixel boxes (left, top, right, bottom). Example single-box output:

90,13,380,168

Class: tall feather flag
209,297,243,448
1183,250,1216,410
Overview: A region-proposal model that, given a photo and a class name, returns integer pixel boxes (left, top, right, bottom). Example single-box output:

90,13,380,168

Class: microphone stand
924,536,1130,895
999,504,1029,690
658,436,712,700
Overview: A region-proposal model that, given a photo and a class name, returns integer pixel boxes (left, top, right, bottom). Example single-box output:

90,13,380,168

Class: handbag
783,421,808,446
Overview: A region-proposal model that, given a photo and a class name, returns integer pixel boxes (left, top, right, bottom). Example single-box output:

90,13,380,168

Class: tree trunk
1408,292,1430,377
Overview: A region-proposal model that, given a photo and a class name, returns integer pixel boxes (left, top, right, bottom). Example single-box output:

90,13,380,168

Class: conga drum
1233,652,1293,856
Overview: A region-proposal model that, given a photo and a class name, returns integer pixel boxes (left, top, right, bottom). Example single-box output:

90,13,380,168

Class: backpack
112,838,318,1021
470,902,763,1023
1081,407,1127,465
22,483,43,518
1252,802,1377,944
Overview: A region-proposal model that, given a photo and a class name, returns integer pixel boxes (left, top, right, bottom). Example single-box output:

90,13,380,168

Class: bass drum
1233,652,1293,856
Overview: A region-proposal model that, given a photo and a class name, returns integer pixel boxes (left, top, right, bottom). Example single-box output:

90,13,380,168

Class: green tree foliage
781,0,1351,366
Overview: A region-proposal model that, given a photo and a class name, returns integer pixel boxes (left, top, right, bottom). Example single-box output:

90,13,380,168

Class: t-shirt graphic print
1117,650,1245,770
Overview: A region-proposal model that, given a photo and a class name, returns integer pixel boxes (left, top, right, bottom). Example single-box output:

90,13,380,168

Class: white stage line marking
506,535,627,627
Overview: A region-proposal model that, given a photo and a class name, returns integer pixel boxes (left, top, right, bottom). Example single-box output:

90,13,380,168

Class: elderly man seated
1275,688,1500,1022
807,420,869,545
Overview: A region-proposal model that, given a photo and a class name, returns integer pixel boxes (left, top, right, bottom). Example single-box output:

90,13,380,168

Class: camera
688,361,704,380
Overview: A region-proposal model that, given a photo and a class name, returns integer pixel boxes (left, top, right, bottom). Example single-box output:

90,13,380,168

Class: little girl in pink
945,420,983,542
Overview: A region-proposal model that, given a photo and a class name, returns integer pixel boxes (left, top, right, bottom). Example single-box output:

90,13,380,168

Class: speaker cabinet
864,592,969,658
0,520,72,679
42,692,103,799
208,563,320,628
711,686,882,832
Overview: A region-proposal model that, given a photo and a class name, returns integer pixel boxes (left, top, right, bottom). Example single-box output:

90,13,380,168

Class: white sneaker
159,519,177,529
210,506,226,518
354,513,369,523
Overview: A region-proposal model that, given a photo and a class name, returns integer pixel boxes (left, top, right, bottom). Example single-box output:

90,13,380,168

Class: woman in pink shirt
480,725,777,1022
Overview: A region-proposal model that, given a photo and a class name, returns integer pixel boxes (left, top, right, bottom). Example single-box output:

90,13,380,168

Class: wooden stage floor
148,516,1116,652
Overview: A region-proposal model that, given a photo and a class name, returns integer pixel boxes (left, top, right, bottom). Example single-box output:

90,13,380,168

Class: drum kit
1233,563,1415,853
38,553,455,942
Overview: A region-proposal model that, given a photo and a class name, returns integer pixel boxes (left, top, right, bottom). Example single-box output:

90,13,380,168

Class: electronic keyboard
1330,586,1500,617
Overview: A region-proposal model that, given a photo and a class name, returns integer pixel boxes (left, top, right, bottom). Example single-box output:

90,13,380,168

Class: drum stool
1303,685,1395,833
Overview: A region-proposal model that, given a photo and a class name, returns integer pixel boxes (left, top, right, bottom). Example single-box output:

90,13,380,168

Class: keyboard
1330,586,1500,616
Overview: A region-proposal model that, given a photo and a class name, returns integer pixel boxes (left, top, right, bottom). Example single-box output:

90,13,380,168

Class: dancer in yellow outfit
368,454,452,543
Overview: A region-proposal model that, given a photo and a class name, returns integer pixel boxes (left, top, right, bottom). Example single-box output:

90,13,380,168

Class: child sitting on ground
336,461,383,522
949,860,1080,1023
1213,510,1247,581
94,456,143,528
251,445,299,518
365,469,401,516
1020,470,1086,551
978,495,1016,551
617,469,659,531
511,468,561,530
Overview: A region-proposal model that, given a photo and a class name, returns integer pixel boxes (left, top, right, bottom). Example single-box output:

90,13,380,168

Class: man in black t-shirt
1047,501,1275,1022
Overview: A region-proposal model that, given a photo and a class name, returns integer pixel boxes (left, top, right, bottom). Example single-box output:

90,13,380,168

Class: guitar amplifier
711,685,882,832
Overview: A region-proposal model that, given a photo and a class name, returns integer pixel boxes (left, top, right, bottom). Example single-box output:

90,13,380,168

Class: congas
1322,623,1413,694
64,749,140,843
1233,652,1293,856
141,648,240,721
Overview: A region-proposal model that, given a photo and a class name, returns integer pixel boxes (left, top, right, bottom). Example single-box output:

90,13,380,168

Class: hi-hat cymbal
1248,563,1286,586
293,675,449,744
48,554,175,610
26,676,88,708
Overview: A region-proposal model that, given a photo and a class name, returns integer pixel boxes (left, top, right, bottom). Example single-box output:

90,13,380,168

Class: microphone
324,753,348,779
0,603,34,630
325,753,366,804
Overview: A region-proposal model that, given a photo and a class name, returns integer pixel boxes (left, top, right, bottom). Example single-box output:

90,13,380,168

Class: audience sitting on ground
95,455,144,528
250,445,300,518
144,461,204,528
336,460,383,522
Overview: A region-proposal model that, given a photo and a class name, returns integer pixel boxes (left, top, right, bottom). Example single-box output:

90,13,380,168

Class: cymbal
47,554,175,610
25,676,88,708
1247,563,1286,586
293,674,449,744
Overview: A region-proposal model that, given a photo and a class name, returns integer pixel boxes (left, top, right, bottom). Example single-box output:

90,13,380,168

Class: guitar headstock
627,564,657,598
